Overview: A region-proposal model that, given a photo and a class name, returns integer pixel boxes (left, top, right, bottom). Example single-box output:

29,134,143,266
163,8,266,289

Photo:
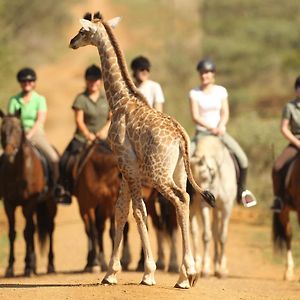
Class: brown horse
272,154,300,281
0,110,57,277
73,139,131,272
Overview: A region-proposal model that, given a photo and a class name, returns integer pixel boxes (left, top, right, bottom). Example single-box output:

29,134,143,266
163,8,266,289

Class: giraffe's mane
101,20,150,106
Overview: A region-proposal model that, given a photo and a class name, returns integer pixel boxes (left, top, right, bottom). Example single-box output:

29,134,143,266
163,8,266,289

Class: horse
73,139,131,272
190,135,236,277
0,110,57,277
272,154,300,281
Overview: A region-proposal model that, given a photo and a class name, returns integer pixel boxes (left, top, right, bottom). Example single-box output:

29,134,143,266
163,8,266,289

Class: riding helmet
196,59,216,73
17,67,37,82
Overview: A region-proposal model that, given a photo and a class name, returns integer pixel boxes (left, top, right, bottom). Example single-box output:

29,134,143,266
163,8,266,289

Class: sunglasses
19,80,35,83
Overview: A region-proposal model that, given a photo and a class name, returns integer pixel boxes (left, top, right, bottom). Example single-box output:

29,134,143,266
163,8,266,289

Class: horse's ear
190,155,202,165
0,109,5,119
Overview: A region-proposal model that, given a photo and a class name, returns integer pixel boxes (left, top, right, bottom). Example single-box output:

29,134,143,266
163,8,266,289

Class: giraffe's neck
94,24,139,111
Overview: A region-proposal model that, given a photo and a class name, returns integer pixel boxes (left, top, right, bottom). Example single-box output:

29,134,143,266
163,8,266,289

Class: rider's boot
237,168,257,208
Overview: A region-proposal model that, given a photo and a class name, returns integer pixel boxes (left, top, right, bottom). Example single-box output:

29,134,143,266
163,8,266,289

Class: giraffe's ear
79,18,97,32
107,17,122,29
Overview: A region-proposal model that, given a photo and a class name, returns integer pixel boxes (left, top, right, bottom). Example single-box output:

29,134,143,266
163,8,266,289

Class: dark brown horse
272,154,300,281
73,139,131,272
0,110,57,277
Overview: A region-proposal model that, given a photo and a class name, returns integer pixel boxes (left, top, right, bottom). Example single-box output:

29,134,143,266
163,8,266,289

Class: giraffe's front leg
102,179,130,285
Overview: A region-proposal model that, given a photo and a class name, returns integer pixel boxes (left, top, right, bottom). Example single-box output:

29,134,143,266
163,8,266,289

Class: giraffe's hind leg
102,178,131,285
158,180,197,289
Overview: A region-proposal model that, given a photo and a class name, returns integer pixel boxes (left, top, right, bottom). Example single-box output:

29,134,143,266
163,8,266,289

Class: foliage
0,0,76,107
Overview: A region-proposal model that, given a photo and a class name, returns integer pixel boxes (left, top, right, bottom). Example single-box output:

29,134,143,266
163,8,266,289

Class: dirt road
0,1,299,299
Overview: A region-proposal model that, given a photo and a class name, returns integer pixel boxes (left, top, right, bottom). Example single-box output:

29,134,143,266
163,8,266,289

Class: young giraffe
69,12,215,289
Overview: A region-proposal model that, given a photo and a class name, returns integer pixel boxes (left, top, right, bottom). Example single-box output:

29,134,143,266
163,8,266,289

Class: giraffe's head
69,12,121,49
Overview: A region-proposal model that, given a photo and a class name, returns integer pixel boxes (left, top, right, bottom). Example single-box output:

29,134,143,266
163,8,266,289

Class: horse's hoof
188,273,199,287
201,271,210,278
215,271,227,279
24,268,34,277
5,268,14,278
168,265,179,273
100,264,108,272
135,263,144,272
156,261,165,271
47,265,56,274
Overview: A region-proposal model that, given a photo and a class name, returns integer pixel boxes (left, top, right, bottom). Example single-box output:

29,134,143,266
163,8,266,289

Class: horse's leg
22,204,36,277
168,227,179,273
83,210,99,272
212,207,220,276
4,201,16,277
96,209,108,271
200,205,212,278
121,221,132,271
47,201,56,274
190,198,202,273
216,207,231,278
280,208,294,281
102,178,131,285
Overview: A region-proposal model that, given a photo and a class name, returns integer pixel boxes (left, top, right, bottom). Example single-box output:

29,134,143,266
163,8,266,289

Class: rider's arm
96,111,112,140
216,97,229,135
74,109,96,142
281,118,300,148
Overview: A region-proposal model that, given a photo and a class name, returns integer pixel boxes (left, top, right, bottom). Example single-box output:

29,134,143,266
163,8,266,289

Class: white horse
190,135,236,277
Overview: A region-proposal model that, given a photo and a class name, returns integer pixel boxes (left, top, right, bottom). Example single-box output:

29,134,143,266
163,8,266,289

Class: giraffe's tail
177,125,216,208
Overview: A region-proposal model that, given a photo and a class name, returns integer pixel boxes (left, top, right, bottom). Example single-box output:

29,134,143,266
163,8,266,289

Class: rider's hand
217,125,226,136
87,132,96,142
209,127,219,135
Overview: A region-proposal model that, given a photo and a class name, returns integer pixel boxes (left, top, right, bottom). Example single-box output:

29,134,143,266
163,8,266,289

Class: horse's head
0,109,24,160
191,155,217,190
69,11,121,49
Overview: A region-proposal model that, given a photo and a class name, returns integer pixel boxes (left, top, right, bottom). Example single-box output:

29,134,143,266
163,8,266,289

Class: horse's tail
272,212,286,253
174,120,215,208
36,201,49,253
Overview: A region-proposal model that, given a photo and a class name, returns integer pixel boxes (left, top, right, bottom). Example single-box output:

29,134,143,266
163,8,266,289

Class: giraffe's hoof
140,279,155,286
188,273,199,287
174,282,190,289
101,277,117,285
201,271,210,278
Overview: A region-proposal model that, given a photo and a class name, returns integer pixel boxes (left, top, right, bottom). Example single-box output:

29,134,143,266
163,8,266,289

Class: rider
189,58,256,208
56,64,111,204
130,55,165,112
7,67,60,190
271,75,300,213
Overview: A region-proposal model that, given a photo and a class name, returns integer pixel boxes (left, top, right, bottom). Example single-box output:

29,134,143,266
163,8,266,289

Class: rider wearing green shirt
7,67,60,189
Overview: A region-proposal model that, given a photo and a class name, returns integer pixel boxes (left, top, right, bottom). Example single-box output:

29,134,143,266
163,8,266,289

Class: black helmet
196,59,216,73
85,64,102,80
294,75,300,90
17,67,37,82
130,56,151,72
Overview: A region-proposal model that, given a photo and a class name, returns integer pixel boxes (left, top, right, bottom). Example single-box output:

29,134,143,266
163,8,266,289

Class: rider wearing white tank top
189,59,256,208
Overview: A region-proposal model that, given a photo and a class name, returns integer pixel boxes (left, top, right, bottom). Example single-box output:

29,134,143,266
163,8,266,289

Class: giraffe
69,12,215,289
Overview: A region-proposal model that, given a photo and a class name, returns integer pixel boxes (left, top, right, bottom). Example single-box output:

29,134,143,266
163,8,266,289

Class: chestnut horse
73,139,131,272
272,154,300,281
0,110,57,277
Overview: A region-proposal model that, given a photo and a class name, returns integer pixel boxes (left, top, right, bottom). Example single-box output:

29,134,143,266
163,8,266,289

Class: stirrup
241,190,257,208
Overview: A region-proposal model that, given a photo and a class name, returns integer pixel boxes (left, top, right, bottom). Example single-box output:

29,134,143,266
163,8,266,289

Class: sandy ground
0,1,300,299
